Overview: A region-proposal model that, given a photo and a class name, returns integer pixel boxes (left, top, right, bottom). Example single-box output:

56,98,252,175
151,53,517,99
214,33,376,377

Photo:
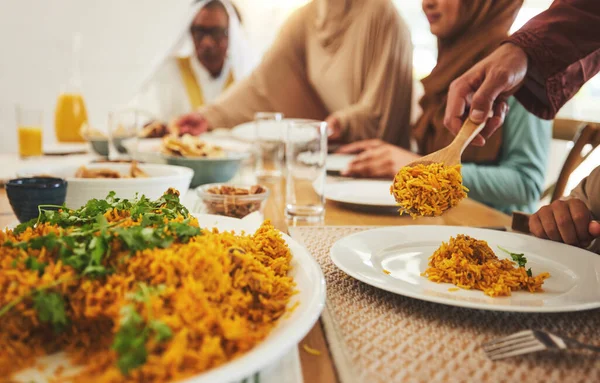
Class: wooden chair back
546,119,600,201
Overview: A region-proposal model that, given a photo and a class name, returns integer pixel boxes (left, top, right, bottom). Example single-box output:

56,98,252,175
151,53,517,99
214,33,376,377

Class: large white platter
330,225,600,313
13,214,326,383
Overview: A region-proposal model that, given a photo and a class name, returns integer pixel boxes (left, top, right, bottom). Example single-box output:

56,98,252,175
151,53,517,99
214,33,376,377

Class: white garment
131,56,233,122
129,0,257,122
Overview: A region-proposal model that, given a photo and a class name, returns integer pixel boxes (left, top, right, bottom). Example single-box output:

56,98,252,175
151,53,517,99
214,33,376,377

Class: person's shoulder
146,56,182,82
362,0,407,29
364,0,400,16
279,1,313,31
288,1,314,21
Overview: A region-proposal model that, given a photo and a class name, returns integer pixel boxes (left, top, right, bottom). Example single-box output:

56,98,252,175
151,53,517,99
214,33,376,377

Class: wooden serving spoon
405,118,486,167
392,118,485,217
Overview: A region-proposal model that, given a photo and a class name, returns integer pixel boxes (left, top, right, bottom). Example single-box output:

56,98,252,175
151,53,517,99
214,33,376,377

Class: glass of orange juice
16,106,43,158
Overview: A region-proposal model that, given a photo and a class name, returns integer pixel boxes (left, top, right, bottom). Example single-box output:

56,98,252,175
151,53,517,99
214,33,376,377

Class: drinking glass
107,110,140,161
254,112,284,179
16,105,43,158
285,120,327,223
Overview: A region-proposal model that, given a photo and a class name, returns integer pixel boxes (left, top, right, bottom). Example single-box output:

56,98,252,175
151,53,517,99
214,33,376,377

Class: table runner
289,226,600,383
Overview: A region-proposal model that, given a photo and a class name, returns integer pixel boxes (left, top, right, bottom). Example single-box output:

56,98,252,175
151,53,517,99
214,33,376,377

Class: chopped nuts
203,185,267,218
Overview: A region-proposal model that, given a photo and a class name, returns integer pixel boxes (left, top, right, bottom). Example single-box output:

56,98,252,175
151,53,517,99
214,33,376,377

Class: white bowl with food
17,162,193,209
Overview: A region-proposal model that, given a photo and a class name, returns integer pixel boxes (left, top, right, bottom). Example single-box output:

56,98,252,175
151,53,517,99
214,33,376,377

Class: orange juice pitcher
54,33,88,142
54,93,88,142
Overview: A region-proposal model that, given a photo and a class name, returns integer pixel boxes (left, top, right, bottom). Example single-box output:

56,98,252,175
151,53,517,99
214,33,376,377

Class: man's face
190,6,229,77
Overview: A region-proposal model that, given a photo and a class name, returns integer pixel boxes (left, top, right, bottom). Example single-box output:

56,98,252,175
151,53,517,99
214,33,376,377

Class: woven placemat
289,226,600,383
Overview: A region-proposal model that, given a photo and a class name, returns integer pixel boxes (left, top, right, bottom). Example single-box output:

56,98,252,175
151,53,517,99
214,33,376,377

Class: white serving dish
11,213,325,383
17,163,193,209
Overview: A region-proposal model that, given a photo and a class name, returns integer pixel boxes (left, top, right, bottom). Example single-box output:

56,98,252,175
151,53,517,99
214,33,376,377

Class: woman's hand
170,112,211,136
337,140,420,178
336,139,385,154
529,198,600,248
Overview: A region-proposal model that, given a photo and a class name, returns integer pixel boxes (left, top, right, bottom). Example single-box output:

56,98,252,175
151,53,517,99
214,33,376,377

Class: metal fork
482,330,600,360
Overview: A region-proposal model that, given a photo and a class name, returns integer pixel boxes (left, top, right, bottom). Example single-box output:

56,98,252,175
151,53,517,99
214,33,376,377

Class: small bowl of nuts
196,183,270,219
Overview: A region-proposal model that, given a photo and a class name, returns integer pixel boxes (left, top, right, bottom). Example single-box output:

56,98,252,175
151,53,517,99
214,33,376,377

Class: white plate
325,180,396,207
326,154,355,173
330,226,600,313
43,142,89,155
13,214,325,383
231,119,318,143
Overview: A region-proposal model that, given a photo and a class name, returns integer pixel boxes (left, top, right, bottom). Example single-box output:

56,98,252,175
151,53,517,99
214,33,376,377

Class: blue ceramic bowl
165,153,249,188
6,177,67,223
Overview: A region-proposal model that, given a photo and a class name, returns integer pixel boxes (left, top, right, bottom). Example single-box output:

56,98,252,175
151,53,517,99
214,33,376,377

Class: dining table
7,154,600,383
0,151,515,383
258,177,513,383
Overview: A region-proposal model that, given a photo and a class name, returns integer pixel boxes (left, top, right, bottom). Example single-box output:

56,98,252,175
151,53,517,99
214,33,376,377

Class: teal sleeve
461,97,551,212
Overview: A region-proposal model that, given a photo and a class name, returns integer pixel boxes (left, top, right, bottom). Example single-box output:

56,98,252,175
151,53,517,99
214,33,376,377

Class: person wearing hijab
172,0,414,148
131,0,257,122
337,0,551,215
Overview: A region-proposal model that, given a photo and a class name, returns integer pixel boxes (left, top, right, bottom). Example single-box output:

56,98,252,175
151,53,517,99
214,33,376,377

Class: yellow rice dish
0,189,295,382
422,235,550,297
390,163,468,218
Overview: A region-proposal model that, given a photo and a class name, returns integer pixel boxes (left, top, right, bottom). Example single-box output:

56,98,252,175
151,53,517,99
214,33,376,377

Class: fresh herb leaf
13,219,37,235
24,256,47,275
113,284,172,374
150,320,172,342
126,283,166,303
527,268,532,277
115,226,174,253
167,221,202,243
82,265,113,277
113,305,148,375
32,291,69,332
498,246,529,269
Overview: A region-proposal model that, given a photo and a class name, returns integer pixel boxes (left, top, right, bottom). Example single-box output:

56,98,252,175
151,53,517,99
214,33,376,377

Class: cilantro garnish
24,256,47,275
33,291,69,333
13,218,36,235
4,190,199,278
112,283,172,375
112,305,148,375
0,190,200,330
498,246,533,277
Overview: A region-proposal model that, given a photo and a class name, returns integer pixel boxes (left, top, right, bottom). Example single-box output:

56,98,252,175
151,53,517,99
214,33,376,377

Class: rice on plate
0,189,313,382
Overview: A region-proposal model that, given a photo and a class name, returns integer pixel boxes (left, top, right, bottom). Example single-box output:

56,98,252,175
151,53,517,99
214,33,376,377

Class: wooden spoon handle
452,118,486,154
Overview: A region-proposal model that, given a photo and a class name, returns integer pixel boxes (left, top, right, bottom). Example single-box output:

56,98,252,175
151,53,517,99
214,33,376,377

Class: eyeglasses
190,26,229,42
